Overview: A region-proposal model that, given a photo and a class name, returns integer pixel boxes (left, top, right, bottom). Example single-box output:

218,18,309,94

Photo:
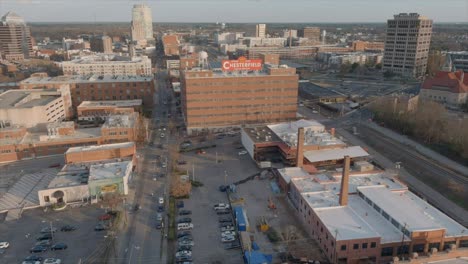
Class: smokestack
339,155,350,206
296,127,305,167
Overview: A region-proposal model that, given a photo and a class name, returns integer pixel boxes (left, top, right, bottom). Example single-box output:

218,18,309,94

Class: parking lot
174,134,326,263
0,205,109,264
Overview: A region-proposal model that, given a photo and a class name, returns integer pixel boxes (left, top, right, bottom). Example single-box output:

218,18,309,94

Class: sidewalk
363,122,468,177
337,128,468,227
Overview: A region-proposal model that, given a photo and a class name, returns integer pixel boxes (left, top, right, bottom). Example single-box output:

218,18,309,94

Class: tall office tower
90,35,113,54
131,4,154,46
0,12,33,60
383,13,433,78
299,27,321,42
255,24,266,38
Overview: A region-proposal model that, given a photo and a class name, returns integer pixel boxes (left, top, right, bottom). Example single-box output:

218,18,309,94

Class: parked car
224,241,241,250
221,231,236,237
219,222,234,228
196,149,206,155
238,150,248,155
218,217,233,223
221,236,236,243
177,218,192,224
98,214,112,221
157,205,165,212
178,240,195,247
175,256,193,263
40,227,57,233
30,245,48,253
161,162,167,168
178,210,192,216
178,237,193,243
23,256,43,262
213,203,230,211
155,220,163,229
156,213,163,221
36,233,52,241
175,250,192,258
94,223,107,231
60,225,77,232
177,231,191,238
0,242,9,249
177,245,192,251
216,210,231,215
221,226,235,232
176,200,184,208
158,197,164,204
177,223,193,231
160,133,165,138
51,243,67,251
177,160,187,165
35,240,51,247
43,258,62,264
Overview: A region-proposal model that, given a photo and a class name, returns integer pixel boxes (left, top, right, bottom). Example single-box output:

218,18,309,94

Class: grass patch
168,197,176,241
190,180,204,187
266,227,281,243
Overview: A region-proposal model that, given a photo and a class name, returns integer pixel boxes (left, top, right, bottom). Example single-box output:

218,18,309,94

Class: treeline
370,98,468,163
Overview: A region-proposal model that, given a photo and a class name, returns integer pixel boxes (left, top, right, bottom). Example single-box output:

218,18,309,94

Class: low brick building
77,100,142,121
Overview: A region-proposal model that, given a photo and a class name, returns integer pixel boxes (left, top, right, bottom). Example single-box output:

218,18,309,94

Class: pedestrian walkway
0,169,57,221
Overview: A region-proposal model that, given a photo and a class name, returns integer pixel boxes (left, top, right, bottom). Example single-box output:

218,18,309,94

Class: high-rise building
383,13,433,78
299,27,321,43
90,35,113,54
0,12,33,60
255,24,266,38
131,4,154,46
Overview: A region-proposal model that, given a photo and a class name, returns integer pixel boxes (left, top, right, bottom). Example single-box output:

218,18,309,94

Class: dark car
51,242,67,251
218,185,227,192
157,205,164,212
155,220,163,229
30,245,48,253
60,225,77,232
177,160,187,165
177,235,193,241
219,222,234,228
219,217,233,223
24,256,43,262
224,241,241,250
216,210,231,215
177,245,192,251
36,233,52,241
175,256,193,262
177,218,192,224
178,210,192,216
176,200,184,208
94,223,107,231
177,231,191,239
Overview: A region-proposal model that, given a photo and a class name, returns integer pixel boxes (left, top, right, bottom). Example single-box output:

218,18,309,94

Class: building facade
419,70,468,108
443,51,468,72
90,35,112,54
299,27,321,43
181,64,298,134
0,12,33,60
131,4,154,46
77,100,142,121
255,24,266,38
383,13,433,78
352,41,385,52
19,75,155,109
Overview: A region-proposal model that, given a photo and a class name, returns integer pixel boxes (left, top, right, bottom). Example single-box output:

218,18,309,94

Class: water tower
198,51,208,69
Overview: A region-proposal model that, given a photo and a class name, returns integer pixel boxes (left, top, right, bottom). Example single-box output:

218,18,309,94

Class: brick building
352,41,385,52
181,62,298,134
65,141,136,164
77,100,142,121
419,70,468,108
19,75,154,110
162,35,180,56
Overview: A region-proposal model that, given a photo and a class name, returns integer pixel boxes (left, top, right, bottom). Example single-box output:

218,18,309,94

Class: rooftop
0,89,60,109
21,127,101,144
78,100,142,109
65,54,150,64
102,114,136,128
66,142,135,154
276,167,312,184
89,160,132,181
303,146,369,163
47,121,74,129
358,186,467,236
21,74,153,85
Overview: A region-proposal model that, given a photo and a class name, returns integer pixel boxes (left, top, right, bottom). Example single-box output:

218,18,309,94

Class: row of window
187,103,296,110
187,97,297,103
186,87,297,95
188,110,295,118
340,242,377,251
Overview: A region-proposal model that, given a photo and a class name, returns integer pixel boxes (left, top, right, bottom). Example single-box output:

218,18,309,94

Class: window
362,243,368,249
353,244,359,250
44,196,50,202
371,242,377,248
341,245,346,251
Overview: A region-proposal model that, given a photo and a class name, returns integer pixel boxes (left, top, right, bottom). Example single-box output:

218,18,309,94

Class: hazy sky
0,0,467,23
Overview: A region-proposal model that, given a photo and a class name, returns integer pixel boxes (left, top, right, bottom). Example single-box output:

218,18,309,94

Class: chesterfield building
180,56,298,134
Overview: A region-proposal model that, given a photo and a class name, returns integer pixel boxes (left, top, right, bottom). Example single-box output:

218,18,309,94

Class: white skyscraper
255,24,266,38
131,4,154,46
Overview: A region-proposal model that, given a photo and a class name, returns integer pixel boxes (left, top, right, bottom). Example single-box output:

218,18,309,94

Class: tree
383,70,396,79
339,62,352,76
375,63,382,70
351,62,359,73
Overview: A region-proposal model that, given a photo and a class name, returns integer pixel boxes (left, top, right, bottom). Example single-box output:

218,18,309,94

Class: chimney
339,155,350,206
296,127,305,167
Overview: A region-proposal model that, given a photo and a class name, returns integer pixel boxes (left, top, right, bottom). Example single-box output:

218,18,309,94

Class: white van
177,223,193,231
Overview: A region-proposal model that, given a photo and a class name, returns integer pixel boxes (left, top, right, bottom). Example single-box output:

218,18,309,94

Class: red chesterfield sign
221,57,262,71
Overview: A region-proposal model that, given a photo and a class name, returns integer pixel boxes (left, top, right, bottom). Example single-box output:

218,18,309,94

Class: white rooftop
267,119,343,147
277,167,311,184
78,100,142,109
66,54,150,64
21,74,153,85
304,146,369,163
66,142,135,154
358,186,467,236
102,114,136,128
89,160,132,181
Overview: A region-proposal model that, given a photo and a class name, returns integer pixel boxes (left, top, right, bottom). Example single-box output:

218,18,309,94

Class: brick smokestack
339,155,351,206
296,127,305,167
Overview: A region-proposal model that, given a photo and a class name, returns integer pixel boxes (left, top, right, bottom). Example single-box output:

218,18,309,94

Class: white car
159,197,164,204
221,231,236,237
161,162,167,168
177,223,194,231
221,236,236,243
175,250,192,258
221,226,235,232
160,133,165,138
213,203,230,211
238,150,248,156
0,242,9,248
43,258,62,264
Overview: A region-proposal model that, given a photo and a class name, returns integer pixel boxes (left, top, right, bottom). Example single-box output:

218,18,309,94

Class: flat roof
0,90,59,109
315,206,380,240
358,186,467,236
303,191,339,208
89,160,132,181
21,74,153,85
78,100,142,109
277,167,312,184
102,114,136,128
304,146,369,163
242,125,282,144
21,127,101,144
65,54,150,64
299,82,346,98
66,142,134,154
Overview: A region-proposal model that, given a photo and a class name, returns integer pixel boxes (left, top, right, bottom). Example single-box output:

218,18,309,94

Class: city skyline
1,0,467,23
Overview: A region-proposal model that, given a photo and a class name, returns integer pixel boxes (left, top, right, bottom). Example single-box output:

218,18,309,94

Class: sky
0,0,467,23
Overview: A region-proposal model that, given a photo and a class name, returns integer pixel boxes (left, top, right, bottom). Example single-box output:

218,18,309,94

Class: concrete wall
65,144,136,164
240,129,255,160
38,185,90,206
